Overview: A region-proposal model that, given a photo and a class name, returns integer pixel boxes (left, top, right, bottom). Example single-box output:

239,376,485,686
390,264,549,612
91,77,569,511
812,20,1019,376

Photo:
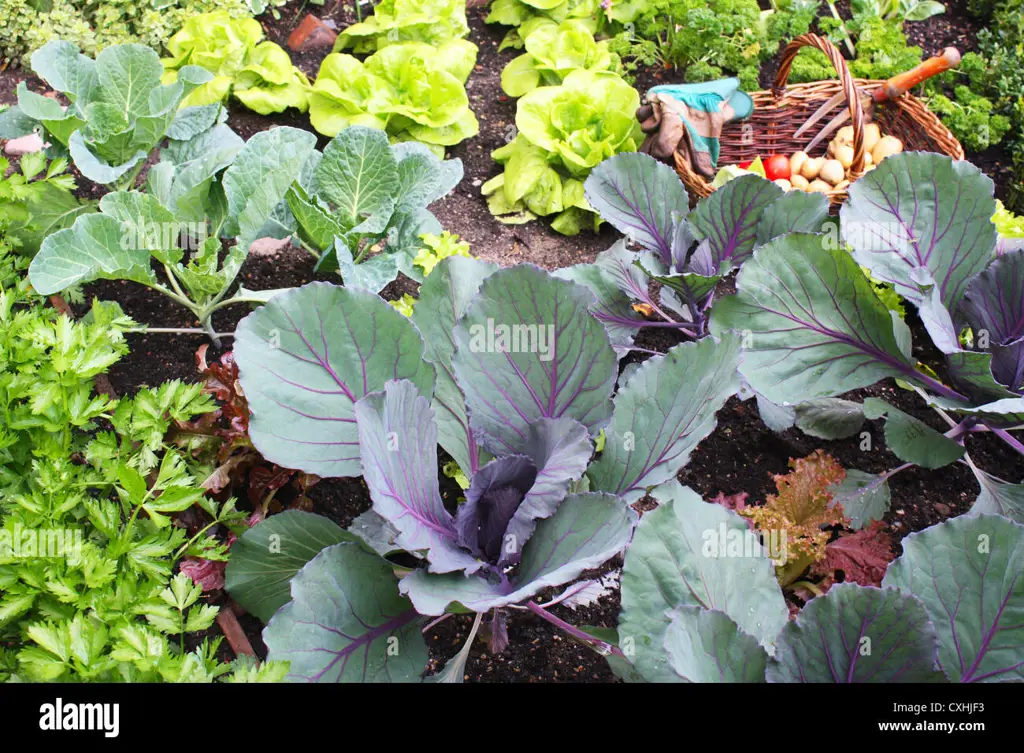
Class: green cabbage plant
309,41,478,155
334,0,470,53
483,69,642,235
161,11,310,116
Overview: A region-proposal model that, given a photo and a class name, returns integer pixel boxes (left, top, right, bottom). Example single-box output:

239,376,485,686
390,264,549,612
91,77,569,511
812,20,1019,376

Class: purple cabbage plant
223,261,743,682
578,151,830,341
710,151,1024,528
616,480,1024,682
609,151,1024,684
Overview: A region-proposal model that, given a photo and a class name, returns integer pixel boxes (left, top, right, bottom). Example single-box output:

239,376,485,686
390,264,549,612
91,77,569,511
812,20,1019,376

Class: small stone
3,132,44,156
249,237,291,257
471,179,482,187
934,502,951,517
288,14,338,52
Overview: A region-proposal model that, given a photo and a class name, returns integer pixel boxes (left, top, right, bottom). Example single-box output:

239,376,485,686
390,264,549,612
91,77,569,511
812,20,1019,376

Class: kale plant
223,262,743,681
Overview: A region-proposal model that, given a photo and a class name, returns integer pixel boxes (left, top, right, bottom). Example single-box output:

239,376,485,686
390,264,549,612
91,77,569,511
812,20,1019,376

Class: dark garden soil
2,0,1023,682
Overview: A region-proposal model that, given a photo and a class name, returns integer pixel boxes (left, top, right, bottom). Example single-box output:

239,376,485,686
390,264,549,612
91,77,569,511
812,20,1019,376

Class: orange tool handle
873,47,961,103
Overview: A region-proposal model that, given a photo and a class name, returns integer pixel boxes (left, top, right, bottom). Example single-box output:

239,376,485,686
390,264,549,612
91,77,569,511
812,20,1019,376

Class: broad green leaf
400,492,636,614
583,152,689,262
224,511,359,623
411,256,499,474
588,332,742,501
392,141,463,212
841,152,996,317
969,468,1024,524
689,174,783,272
793,398,865,439
264,542,427,682
452,265,617,453
883,514,1024,682
68,130,146,185
862,398,965,468
755,190,829,246
315,125,399,231
94,44,164,117
29,213,156,294
710,234,923,405
233,282,436,478
829,469,891,530
553,259,642,358
619,482,788,682
30,40,96,104
664,607,767,683
222,126,317,251
286,183,348,251
767,584,942,683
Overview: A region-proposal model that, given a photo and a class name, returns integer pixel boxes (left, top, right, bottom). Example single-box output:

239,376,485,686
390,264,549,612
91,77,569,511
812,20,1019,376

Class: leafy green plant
162,11,311,116
928,85,1011,152
0,40,217,189
500,19,623,97
0,239,284,681
220,260,743,681
484,69,642,235
286,125,463,293
619,0,819,90
27,125,319,343
309,40,479,153
0,152,92,255
412,231,473,276
852,0,944,20
790,14,923,82
334,0,471,53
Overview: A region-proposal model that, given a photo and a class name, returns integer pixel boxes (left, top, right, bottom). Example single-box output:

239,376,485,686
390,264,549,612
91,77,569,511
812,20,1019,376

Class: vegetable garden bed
0,0,1022,686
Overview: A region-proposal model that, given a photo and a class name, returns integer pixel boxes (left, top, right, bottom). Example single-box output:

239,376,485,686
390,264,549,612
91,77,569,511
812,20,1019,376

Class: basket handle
772,34,867,178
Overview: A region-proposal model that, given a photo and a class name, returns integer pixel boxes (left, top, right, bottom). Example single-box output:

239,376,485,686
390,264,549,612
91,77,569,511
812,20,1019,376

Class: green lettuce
483,68,642,234
334,0,470,53
162,11,310,116
309,41,478,154
487,0,644,49
500,19,623,97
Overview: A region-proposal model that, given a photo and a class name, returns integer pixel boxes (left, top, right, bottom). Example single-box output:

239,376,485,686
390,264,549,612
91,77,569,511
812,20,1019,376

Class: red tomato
737,160,754,169
764,154,791,181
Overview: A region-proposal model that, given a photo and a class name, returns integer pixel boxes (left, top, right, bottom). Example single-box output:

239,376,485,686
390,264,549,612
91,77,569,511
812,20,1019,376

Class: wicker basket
673,34,964,208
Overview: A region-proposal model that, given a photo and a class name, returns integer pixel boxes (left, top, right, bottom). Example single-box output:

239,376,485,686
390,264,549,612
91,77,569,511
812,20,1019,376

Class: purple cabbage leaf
883,514,1024,682
233,282,436,478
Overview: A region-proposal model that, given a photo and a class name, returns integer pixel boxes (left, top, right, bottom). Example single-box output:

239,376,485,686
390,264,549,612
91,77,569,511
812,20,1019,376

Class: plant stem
992,426,1024,457
827,0,857,57
127,327,236,337
525,601,623,658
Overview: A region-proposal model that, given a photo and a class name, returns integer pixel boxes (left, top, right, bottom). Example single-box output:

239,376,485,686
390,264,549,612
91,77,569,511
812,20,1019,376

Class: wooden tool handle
873,48,961,103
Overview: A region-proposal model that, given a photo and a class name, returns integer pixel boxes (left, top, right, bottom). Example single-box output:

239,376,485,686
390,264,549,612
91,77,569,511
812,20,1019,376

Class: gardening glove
637,79,753,179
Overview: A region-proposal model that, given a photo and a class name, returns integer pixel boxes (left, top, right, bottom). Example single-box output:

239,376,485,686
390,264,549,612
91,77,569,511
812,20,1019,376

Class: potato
790,151,808,178
773,178,793,191
808,179,833,194
863,151,874,166
863,123,882,152
819,159,845,185
872,135,903,164
834,125,854,147
790,174,810,190
801,156,825,180
834,144,855,170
